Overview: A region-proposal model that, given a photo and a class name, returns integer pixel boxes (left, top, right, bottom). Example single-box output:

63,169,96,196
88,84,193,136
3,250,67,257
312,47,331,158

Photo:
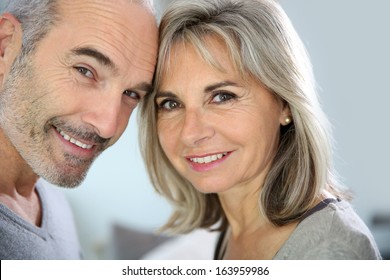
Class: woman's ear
0,13,22,87
279,101,292,126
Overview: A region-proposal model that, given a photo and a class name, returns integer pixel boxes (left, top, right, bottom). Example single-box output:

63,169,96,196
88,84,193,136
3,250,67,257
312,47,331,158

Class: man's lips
55,127,94,150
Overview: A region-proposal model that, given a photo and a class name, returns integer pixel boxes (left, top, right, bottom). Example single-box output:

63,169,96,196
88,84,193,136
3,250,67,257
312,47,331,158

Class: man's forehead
55,0,157,35
131,0,154,10
48,0,157,77
58,0,154,13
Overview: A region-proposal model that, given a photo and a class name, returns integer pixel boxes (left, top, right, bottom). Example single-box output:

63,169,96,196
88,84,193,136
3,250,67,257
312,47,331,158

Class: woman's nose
180,109,215,147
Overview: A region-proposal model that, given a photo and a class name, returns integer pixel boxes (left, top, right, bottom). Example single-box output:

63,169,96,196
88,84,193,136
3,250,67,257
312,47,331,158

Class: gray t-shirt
274,199,382,259
0,180,82,259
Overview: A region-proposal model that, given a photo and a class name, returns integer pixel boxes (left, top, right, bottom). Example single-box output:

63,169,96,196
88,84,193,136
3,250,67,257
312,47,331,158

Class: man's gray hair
2,0,155,60
3,0,59,61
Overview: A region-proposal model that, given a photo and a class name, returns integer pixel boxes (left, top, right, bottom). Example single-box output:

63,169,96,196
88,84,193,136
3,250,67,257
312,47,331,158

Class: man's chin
28,152,97,188
47,173,87,188
40,166,90,188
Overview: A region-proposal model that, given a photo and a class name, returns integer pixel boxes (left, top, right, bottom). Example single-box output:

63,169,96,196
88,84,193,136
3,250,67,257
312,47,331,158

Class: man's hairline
29,0,155,53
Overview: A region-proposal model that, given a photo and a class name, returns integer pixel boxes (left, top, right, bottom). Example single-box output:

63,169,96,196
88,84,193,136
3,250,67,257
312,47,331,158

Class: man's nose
81,94,124,140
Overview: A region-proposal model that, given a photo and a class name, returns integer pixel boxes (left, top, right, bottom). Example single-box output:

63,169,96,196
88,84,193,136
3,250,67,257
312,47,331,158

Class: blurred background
1,0,389,259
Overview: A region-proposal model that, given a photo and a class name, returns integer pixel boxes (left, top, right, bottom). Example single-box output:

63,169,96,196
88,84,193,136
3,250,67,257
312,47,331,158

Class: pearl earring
285,117,292,125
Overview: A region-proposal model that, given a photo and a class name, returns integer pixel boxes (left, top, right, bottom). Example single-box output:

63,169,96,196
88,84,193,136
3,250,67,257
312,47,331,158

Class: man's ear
0,13,22,87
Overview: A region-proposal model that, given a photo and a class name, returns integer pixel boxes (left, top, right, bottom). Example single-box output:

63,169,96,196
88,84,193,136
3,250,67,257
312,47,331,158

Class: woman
139,0,381,259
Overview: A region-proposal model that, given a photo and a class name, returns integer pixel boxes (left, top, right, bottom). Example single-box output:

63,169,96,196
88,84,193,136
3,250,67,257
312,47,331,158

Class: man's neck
0,130,42,226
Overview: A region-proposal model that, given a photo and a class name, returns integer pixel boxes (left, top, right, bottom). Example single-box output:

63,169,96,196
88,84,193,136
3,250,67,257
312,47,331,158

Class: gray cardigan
273,199,382,259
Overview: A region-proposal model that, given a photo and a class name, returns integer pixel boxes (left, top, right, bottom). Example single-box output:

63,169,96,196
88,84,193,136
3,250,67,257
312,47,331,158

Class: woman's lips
186,151,232,172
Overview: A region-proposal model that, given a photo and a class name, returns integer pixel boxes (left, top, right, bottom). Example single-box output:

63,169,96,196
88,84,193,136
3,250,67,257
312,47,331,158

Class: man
0,0,157,259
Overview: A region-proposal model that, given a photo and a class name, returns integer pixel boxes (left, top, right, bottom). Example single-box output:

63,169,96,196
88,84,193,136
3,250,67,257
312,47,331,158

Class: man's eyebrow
134,82,153,94
71,47,117,72
204,81,239,92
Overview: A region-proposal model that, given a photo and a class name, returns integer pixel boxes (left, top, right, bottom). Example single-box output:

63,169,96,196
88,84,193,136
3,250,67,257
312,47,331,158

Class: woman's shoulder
304,199,372,237
274,199,382,259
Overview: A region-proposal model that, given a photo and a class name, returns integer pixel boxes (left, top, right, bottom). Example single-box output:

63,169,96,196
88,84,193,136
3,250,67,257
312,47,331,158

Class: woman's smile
186,151,232,172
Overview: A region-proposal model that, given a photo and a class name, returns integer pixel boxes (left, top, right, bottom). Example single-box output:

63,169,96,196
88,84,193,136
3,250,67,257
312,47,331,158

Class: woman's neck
218,181,267,238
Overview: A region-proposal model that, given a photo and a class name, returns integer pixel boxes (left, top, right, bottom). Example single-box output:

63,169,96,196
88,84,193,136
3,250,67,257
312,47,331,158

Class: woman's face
156,38,290,194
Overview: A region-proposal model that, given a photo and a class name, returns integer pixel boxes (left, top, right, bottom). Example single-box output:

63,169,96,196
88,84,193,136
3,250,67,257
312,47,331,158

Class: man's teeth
56,128,93,149
190,153,227,164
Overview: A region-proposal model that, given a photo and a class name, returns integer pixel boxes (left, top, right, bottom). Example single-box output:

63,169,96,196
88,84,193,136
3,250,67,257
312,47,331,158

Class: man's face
0,0,158,187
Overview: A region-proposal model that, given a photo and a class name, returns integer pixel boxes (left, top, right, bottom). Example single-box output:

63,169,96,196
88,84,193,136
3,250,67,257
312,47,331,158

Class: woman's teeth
189,152,227,164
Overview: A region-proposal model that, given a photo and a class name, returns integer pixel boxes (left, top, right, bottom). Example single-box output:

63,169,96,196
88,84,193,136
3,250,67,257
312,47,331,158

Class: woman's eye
74,66,94,79
158,100,181,111
124,90,140,101
211,91,236,103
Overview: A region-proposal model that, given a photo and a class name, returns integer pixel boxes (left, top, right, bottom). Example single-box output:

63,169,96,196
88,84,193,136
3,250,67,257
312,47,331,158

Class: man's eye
124,90,140,100
211,91,236,103
158,100,181,111
74,66,94,79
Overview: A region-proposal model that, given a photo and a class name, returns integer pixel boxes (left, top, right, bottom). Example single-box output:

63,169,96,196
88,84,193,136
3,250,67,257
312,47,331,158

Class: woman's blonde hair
139,0,349,233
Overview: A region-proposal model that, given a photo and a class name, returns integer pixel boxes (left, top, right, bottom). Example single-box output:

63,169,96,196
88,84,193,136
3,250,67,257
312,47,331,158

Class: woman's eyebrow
204,81,238,92
155,91,177,99
156,81,240,99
